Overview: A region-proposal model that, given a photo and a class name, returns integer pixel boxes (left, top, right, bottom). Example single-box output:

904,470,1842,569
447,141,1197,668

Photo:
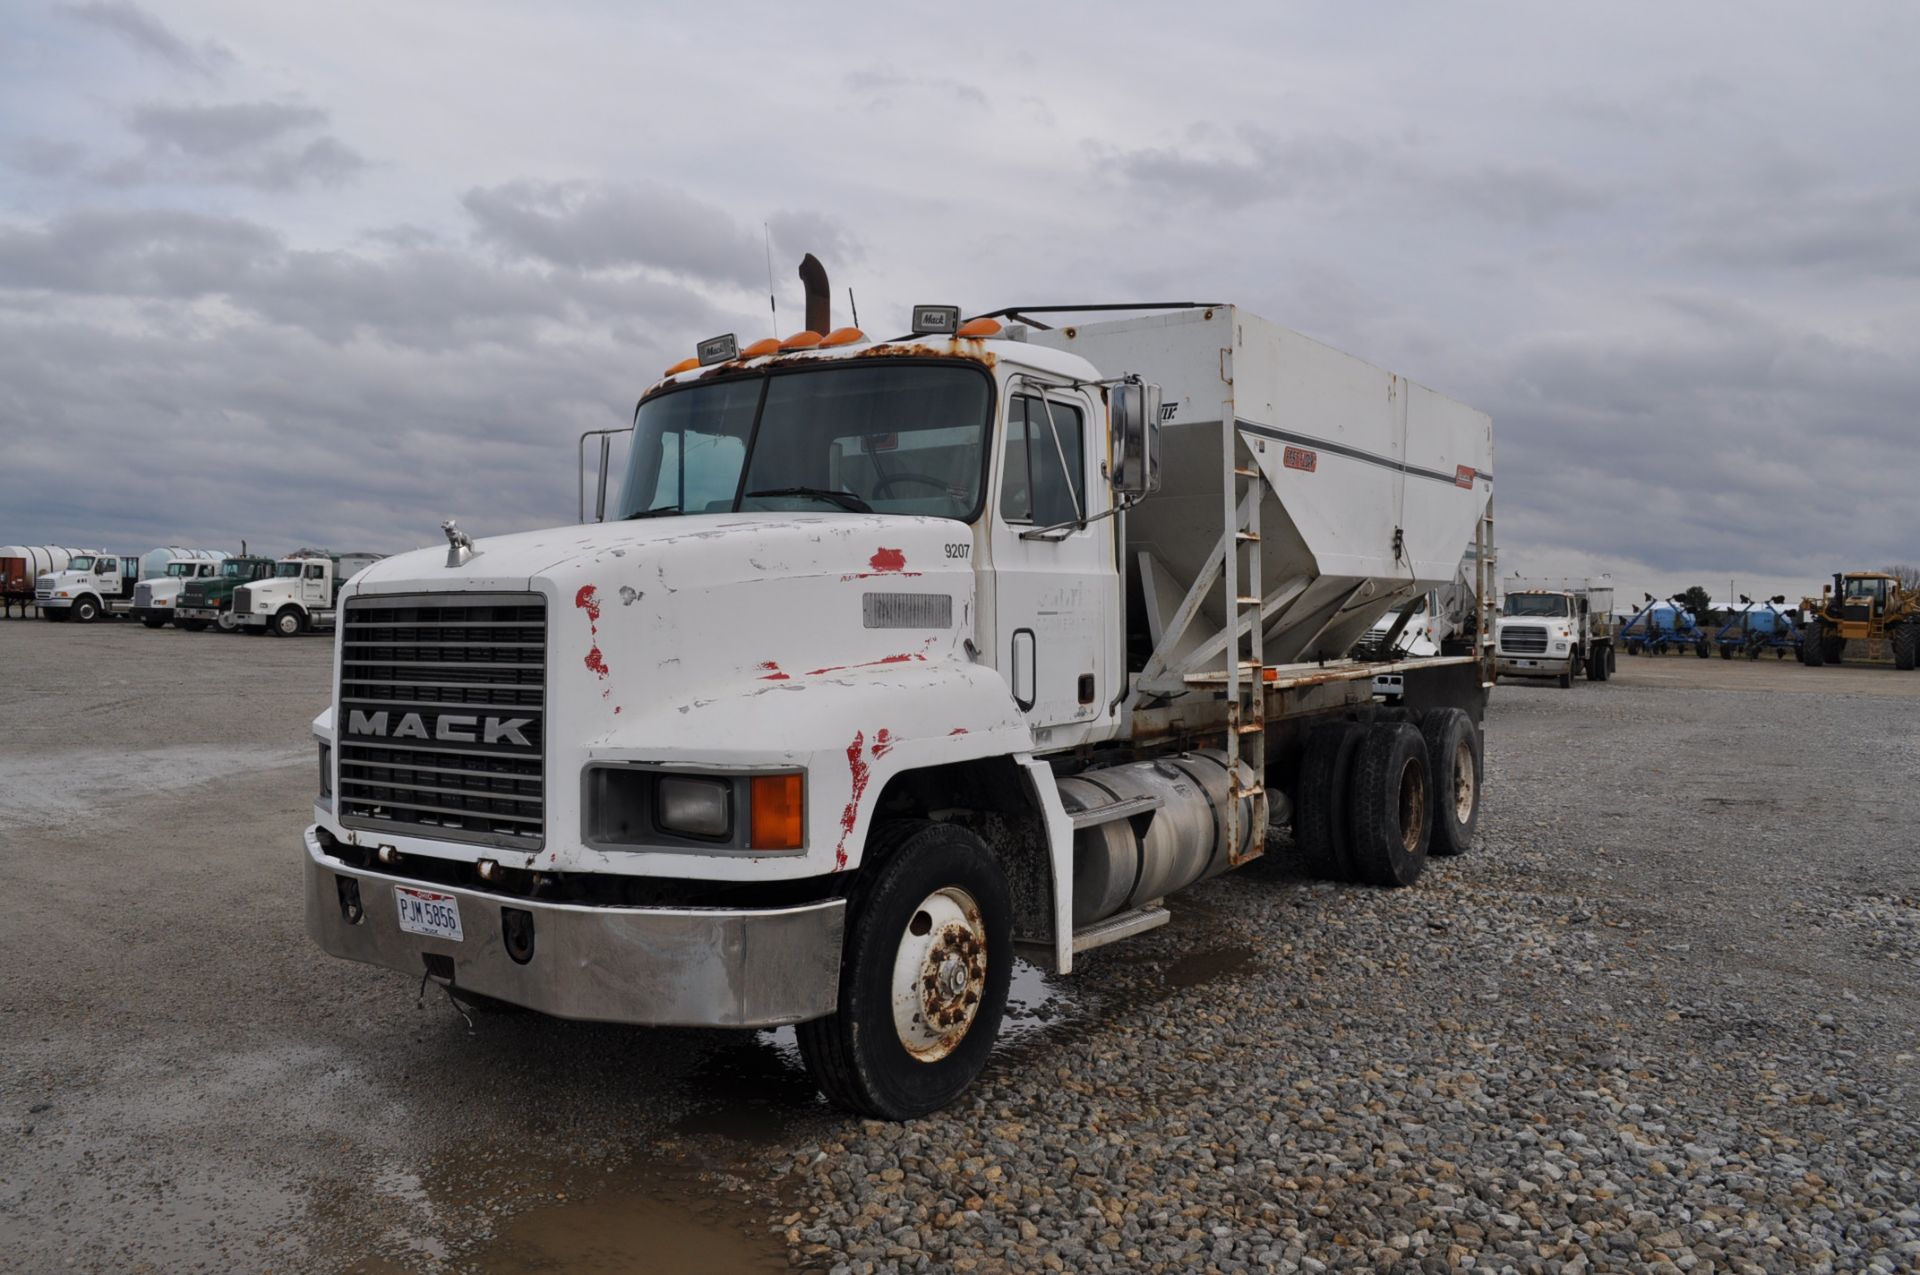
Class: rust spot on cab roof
684,339,996,382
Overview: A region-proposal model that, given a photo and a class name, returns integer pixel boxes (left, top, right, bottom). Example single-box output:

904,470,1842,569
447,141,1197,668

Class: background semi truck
303,282,1496,1119
177,556,277,631
235,550,384,635
132,551,232,627
37,547,228,623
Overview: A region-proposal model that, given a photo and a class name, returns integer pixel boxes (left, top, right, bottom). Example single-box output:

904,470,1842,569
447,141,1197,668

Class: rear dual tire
1297,712,1475,885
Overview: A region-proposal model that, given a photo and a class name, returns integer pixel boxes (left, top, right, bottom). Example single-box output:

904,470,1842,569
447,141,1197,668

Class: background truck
131,551,231,627
177,556,278,631
37,547,229,623
1800,572,1920,668
302,276,1496,1120
1494,577,1614,687
236,550,384,635
1,546,82,617
36,551,141,622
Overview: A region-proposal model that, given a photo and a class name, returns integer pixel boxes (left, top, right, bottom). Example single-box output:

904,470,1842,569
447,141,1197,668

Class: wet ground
2,617,1916,1271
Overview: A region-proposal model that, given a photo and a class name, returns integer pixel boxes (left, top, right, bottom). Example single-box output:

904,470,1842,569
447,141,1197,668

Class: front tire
1803,621,1825,666
1894,626,1917,671
141,616,167,629
271,606,304,637
797,819,1012,1120
71,596,101,623
179,619,208,632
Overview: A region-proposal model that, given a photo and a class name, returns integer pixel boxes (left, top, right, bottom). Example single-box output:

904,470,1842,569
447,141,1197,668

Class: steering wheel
872,472,950,499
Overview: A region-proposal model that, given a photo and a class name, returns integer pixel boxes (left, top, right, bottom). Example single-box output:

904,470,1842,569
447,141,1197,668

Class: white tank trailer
35,546,229,622
1,546,84,616
302,290,1496,1121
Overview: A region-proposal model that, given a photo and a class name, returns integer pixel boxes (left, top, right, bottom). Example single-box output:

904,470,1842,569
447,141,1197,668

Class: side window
306,564,325,580
1000,394,1085,526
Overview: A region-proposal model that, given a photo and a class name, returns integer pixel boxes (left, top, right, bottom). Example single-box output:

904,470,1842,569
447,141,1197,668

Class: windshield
275,562,305,578
67,555,96,572
1504,593,1571,618
221,560,252,578
165,562,195,578
616,362,994,521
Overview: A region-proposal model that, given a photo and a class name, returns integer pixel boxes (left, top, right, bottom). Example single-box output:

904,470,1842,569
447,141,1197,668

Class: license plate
394,887,463,941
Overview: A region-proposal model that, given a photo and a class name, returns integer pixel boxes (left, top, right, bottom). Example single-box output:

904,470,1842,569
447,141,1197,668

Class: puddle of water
459,1162,787,1275
672,1028,823,1143
1166,944,1260,988
1003,957,1073,1041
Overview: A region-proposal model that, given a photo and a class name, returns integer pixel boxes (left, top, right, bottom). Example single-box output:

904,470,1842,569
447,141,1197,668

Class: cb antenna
849,287,860,329
763,223,777,336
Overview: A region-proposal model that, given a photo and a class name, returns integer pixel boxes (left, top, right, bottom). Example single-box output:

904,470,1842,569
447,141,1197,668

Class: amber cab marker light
820,326,867,348
956,317,1002,338
740,337,782,359
663,356,699,376
749,773,805,850
778,330,825,351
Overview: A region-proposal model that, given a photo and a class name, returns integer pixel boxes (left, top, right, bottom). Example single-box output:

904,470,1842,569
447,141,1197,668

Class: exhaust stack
799,253,830,335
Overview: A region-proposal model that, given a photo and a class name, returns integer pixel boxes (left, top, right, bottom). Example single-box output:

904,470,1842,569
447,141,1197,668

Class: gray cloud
463,180,855,290
103,101,367,191
843,69,988,109
1109,125,1375,209
127,101,325,157
3,137,87,177
59,1,232,76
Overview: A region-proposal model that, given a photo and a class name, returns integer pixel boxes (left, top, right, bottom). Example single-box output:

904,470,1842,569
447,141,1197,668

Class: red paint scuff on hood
870,547,906,572
805,652,925,677
834,730,872,871
576,585,610,680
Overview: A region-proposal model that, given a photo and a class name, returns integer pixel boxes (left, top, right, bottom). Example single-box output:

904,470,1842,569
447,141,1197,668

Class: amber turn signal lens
663,357,699,375
749,772,805,850
956,317,1002,337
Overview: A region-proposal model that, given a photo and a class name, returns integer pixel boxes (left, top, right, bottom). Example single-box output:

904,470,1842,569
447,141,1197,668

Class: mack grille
336,593,547,849
1501,625,1549,654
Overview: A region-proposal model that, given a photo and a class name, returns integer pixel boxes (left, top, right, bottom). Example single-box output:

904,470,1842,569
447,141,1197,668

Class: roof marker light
819,327,866,348
957,317,1002,338
779,330,824,351
663,357,699,376
697,333,739,365
740,337,782,359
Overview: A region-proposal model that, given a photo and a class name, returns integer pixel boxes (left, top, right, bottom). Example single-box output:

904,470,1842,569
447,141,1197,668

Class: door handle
1011,628,1036,711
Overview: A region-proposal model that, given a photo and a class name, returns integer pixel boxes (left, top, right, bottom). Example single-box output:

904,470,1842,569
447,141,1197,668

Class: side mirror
1109,381,1163,499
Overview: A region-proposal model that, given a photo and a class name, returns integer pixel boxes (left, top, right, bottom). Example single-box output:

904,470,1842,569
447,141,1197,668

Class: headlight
656,776,732,839
584,767,805,851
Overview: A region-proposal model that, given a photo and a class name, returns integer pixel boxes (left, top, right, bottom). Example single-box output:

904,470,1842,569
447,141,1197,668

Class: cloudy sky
3,2,1915,603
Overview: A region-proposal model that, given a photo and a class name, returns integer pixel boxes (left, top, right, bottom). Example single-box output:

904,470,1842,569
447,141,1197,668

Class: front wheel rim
890,886,988,1062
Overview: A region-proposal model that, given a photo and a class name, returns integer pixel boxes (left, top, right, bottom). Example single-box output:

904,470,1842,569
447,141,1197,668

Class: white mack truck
304,280,1496,1119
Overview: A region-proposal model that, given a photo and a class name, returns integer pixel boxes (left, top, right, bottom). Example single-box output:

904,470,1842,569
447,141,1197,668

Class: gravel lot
2,619,1917,1274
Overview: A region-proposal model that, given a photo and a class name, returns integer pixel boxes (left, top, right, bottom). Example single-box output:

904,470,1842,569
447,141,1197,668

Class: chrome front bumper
303,827,845,1027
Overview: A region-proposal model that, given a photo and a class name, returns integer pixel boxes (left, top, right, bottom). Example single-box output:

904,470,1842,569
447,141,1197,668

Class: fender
577,661,1038,878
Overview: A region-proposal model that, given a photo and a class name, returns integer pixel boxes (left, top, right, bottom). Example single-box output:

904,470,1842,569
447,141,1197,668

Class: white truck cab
303,290,1498,1119
132,558,227,628
1495,579,1615,687
36,553,139,622
236,552,381,635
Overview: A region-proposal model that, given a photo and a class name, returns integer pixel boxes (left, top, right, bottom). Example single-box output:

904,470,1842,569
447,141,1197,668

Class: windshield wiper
624,504,682,520
744,487,873,513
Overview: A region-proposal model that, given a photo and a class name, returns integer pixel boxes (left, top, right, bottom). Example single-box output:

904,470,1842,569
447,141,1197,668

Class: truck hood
349,513,983,731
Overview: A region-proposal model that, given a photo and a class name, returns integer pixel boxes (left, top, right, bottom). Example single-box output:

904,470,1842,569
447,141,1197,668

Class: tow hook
335,876,364,924
503,908,536,964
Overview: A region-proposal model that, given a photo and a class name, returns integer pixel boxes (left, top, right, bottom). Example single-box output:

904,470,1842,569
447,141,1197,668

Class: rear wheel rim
1451,739,1475,824
1397,758,1428,853
890,886,987,1062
